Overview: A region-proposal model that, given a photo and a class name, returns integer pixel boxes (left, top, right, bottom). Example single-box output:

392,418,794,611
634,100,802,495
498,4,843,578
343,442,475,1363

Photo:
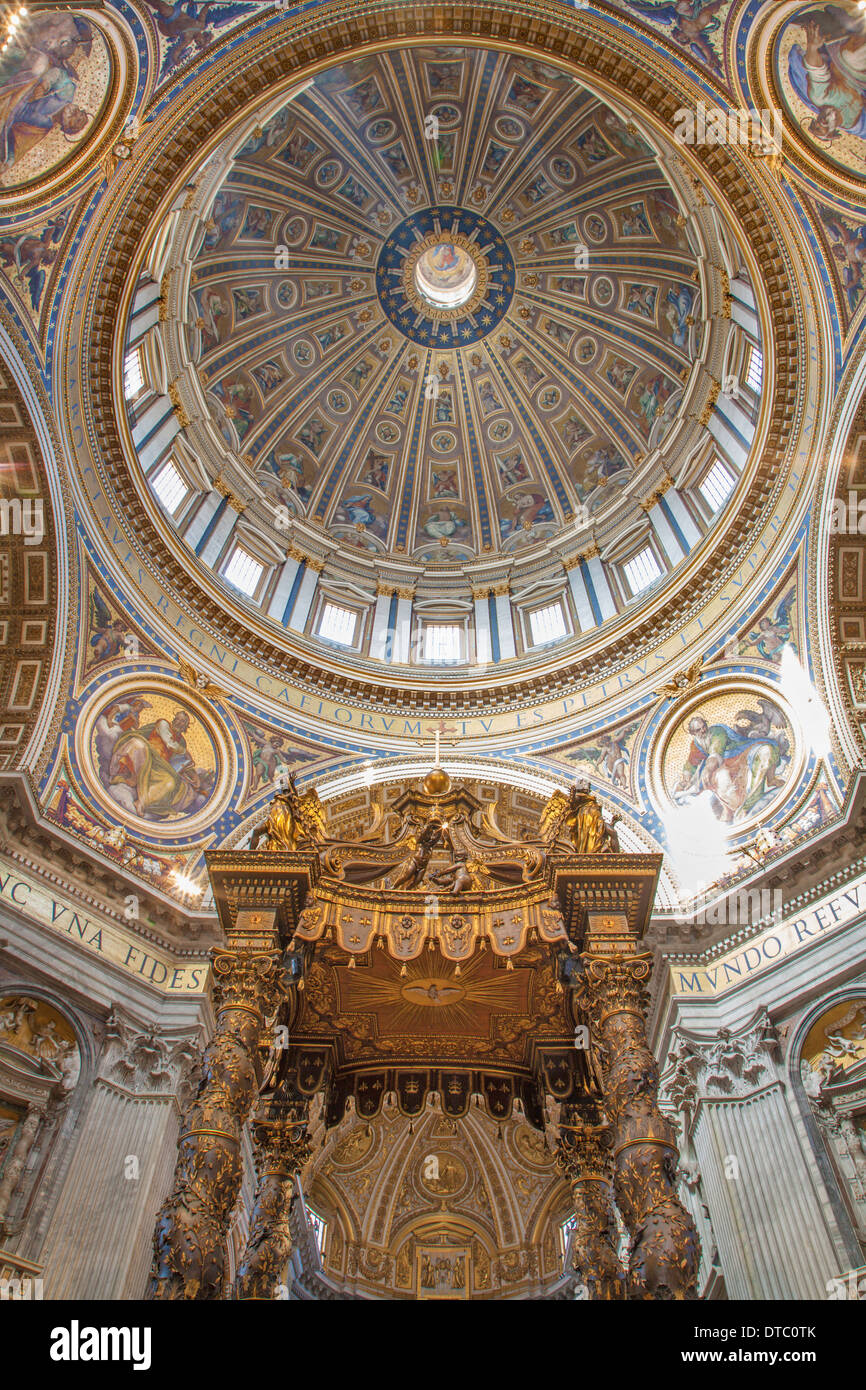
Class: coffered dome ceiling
106,34,774,702
168,47,707,571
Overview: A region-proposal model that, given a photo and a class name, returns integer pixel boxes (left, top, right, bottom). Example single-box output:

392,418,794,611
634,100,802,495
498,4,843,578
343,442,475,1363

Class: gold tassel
454,964,461,977
506,958,514,971
400,963,407,977
348,956,356,970
297,978,304,991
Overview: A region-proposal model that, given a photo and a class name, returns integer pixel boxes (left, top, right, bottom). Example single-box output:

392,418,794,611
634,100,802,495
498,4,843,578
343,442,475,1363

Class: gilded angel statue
250,773,326,850
541,781,621,855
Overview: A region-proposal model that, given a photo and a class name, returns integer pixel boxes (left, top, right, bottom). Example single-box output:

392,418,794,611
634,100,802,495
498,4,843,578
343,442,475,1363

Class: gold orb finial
422,767,451,797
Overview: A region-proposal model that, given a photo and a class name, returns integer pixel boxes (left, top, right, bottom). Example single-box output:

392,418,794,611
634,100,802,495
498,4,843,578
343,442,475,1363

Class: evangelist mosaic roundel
658,687,799,830
774,3,866,180
376,207,515,345
0,13,113,190
85,686,222,828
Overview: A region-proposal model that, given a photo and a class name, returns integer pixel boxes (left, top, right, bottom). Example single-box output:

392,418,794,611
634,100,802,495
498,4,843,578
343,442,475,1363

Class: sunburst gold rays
377,207,514,347
334,950,532,1038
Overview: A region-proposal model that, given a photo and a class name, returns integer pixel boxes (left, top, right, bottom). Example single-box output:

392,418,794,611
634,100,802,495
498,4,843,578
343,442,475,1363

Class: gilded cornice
212,474,246,513
158,271,173,324
167,381,191,431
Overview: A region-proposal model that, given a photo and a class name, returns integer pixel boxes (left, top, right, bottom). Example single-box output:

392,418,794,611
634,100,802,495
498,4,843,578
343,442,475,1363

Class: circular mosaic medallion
376,420,400,443
496,115,524,142
316,160,342,187
417,1150,468,1197
772,5,866,184
79,680,232,837
0,13,115,196
283,216,306,245
591,277,615,307
432,104,461,128
650,682,802,836
549,156,576,184
327,389,350,413
332,1125,376,1167
366,118,395,143
377,207,515,346
514,1124,555,1168
488,418,512,441
583,213,608,243
431,430,457,453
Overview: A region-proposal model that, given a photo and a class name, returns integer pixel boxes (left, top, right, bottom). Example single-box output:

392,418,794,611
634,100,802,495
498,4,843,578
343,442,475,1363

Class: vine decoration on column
578,952,701,1300
555,1100,626,1300
148,948,285,1300
234,1093,314,1300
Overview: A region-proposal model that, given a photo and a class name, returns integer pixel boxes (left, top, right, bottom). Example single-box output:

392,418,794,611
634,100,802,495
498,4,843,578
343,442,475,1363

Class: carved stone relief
98,1007,202,1105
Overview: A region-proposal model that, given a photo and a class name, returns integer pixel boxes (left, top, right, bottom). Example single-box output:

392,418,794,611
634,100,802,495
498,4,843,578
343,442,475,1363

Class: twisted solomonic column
148,948,285,1299
234,1102,313,1300
555,1102,625,1300
581,953,700,1300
